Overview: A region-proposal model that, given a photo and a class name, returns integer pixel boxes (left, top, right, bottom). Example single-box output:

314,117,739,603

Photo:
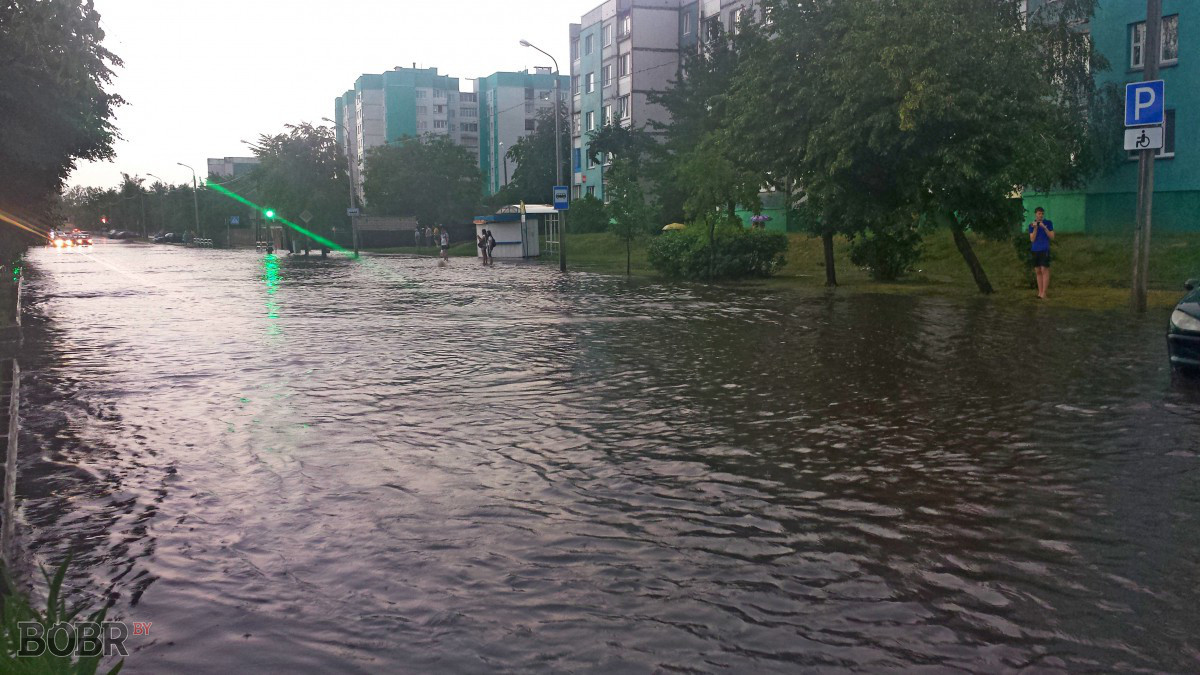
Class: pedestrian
424,226,432,248
1029,206,1055,299
413,228,421,249
440,227,450,262
477,229,489,264
486,229,497,263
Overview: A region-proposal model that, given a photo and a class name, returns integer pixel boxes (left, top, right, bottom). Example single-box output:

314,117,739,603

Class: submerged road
13,241,1200,672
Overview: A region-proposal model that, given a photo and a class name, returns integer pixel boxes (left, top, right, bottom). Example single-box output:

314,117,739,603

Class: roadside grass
0,559,122,674
363,242,479,257
556,231,1197,310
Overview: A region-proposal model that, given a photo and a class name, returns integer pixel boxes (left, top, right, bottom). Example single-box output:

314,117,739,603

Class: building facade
333,67,479,198
206,157,259,179
568,0,758,202
1025,0,1197,233
477,68,570,196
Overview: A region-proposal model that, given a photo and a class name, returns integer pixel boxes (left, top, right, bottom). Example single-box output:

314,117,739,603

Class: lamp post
177,162,200,244
147,173,167,239
520,39,566,272
322,117,361,257
498,141,509,188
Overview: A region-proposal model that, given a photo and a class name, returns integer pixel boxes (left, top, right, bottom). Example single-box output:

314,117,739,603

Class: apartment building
333,66,478,197
477,68,571,195
569,0,758,202
1025,0,1198,233
205,157,259,179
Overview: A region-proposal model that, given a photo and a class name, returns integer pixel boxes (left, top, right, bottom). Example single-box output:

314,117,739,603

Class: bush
567,195,609,233
648,227,788,280
848,224,923,281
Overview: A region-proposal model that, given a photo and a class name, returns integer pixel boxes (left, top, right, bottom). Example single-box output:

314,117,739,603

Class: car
1168,279,1200,375
153,232,182,243
72,231,94,246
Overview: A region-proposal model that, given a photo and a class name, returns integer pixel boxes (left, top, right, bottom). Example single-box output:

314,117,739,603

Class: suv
1168,279,1200,374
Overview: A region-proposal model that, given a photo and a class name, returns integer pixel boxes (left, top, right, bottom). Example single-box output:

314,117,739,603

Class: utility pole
1131,0,1162,313
521,39,567,272
322,117,360,257
178,162,200,244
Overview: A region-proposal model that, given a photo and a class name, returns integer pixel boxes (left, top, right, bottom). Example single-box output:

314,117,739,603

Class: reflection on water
14,242,1200,673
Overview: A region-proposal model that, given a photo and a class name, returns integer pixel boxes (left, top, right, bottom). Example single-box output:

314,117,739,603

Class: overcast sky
70,0,592,189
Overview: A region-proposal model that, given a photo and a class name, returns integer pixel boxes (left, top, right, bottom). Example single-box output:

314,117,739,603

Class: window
586,185,596,197
731,8,745,34
434,89,446,99
417,106,428,115
462,123,478,132
603,104,612,125
525,87,534,100
1129,109,1176,159
572,185,581,200
418,120,428,130
572,112,581,135
433,119,447,129
416,90,427,99
588,152,596,169
584,34,593,55
1132,15,1179,69
433,104,445,114
618,53,631,78
526,102,534,114
602,64,613,87
618,94,631,121
461,92,477,103
585,111,595,132
572,75,581,96
619,14,631,38
525,119,537,131
586,72,595,93
461,107,477,118
603,24,613,46
683,12,692,36
571,39,580,61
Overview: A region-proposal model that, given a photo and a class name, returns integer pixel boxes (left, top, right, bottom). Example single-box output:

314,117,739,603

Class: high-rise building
333,66,479,197
206,157,259,179
568,0,759,202
477,68,571,196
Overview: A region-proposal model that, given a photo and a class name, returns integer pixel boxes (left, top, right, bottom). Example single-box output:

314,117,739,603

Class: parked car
1168,279,1200,375
153,232,182,243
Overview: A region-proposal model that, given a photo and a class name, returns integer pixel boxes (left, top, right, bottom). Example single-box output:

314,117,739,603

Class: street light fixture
520,38,567,273
177,162,201,244
322,116,361,257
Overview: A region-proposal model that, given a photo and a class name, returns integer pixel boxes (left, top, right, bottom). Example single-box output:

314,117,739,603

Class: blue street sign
553,185,569,211
1126,80,1165,127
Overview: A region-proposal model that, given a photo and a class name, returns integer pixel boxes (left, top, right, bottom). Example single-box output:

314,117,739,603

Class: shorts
441,245,449,251
1032,251,1051,268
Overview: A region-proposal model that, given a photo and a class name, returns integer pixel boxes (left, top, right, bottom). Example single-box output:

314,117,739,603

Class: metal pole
1131,0,1161,313
324,117,360,257
522,40,567,272
179,163,200,244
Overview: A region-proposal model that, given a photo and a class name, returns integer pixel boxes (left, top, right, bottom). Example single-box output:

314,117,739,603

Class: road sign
229,216,240,226
1126,80,1164,127
299,209,313,223
346,208,359,216
553,185,569,210
1124,126,1164,151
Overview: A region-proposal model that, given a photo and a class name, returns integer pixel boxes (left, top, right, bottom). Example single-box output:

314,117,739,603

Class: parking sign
1126,80,1164,127
553,186,569,210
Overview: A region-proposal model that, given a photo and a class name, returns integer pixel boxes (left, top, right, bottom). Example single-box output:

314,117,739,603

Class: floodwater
12,241,1200,673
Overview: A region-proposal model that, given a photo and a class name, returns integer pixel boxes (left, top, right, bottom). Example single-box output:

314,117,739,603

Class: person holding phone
1029,207,1055,299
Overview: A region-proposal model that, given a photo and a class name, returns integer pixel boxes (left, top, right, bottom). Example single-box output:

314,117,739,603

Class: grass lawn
553,231,1198,310
364,241,480,257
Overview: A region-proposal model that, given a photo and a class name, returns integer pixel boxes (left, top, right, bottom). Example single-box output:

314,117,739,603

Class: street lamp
322,116,361,257
147,173,166,239
177,162,201,244
498,141,509,188
520,38,567,273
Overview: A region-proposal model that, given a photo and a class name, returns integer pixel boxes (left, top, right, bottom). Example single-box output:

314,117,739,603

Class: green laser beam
206,181,346,253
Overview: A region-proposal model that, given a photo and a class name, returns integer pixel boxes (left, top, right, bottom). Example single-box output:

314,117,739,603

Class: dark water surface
13,241,1200,673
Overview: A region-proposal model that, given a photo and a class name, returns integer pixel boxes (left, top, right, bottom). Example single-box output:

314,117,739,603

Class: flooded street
13,241,1200,672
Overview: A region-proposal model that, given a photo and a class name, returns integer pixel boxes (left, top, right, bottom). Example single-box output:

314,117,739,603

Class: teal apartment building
477,69,570,195
1027,1,1197,233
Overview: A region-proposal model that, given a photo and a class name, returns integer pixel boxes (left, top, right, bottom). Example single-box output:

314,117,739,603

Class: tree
496,103,570,206
567,194,609,233
362,135,483,227
248,123,350,247
732,0,1111,293
0,0,122,265
676,140,762,280
605,158,654,276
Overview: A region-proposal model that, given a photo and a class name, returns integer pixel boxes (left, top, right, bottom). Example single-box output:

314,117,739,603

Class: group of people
413,226,452,261
477,229,497,265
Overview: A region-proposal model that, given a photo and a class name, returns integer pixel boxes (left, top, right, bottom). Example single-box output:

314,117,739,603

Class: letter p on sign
1126,80,1165,127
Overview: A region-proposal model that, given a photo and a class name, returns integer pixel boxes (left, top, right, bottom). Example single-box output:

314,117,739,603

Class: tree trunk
822,229,837,287
626,236,631,276
950,216,994,294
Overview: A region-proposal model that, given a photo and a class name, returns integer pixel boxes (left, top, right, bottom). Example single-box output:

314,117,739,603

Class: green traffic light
264,209,276,219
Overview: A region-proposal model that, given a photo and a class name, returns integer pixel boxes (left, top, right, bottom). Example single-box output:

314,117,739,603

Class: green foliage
248,123,349,243
648,228,788,280
496,103,570,206
1,558,123,674
848,222,924,281
568,195,609,234
362,135,483,226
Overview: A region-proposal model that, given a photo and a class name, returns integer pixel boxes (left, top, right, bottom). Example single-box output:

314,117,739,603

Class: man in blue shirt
1029,207,1055,299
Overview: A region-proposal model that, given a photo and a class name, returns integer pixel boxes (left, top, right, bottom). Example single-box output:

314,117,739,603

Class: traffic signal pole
1131,0,1161,313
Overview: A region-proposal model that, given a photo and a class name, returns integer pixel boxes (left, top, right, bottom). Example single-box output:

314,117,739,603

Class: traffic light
264,209,276,220
101,216,108,225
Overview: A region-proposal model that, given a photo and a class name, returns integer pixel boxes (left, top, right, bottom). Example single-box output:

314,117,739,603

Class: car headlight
1171,309,1200,333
